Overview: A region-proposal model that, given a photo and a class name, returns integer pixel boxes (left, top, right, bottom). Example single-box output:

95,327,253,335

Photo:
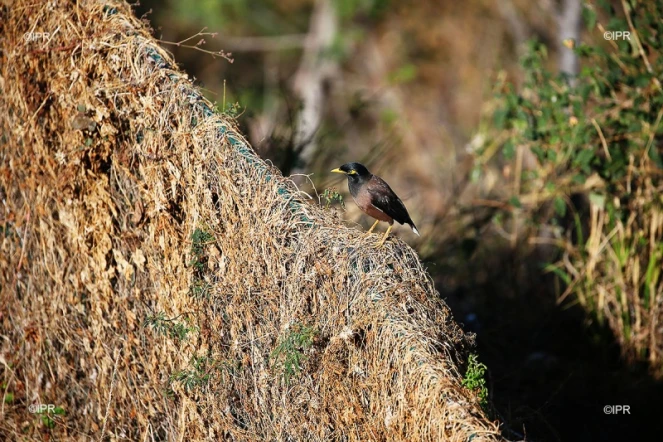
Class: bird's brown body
331,162,418,245
352,176,397,223
358,195,393,223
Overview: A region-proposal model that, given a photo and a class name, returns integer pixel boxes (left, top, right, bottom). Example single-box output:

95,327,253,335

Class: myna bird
331,162,419,246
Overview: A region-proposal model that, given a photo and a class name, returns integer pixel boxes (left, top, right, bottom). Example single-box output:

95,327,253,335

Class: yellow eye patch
348,170,357,175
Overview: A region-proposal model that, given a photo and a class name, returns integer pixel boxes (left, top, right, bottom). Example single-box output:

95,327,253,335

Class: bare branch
158,28,233,63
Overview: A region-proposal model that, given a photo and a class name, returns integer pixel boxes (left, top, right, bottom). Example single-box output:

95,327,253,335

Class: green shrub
270,323,317,385
462,354,489,410
476,0,663,374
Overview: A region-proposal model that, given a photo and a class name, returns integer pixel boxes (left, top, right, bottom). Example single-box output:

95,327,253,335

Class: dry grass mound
0,1,502,440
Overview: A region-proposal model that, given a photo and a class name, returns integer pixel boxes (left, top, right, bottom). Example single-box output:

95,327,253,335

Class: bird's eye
348,170,357,175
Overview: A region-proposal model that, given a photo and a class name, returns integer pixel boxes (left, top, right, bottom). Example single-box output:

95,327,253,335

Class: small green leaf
503,140,515,160
508,196,522,208
41,415,56,429
388,64,417,84
554,196,567,217
470,165,482,183
589,192,605,209
544,264,572,285
494,108,508,130
572,173,586,184
380,109,398,125
531,145,545,162
574,148,595,172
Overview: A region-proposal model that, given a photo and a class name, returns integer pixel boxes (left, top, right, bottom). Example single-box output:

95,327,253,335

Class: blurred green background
134,1,663,440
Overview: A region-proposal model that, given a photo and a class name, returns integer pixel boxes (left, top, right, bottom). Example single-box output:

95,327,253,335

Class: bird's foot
366,219,380,235
376,226,393,247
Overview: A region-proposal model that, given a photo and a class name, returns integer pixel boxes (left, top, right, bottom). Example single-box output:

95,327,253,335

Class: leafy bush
476,0,663,374
462,354,489,410
270,323,317,385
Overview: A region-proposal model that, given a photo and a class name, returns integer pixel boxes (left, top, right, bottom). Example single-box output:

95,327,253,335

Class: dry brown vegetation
108,0,663,439
0,1,502,440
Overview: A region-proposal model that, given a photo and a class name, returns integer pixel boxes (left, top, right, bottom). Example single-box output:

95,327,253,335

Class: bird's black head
331,162,371,182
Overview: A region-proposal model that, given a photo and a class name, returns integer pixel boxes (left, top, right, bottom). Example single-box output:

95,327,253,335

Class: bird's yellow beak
330,168,345,174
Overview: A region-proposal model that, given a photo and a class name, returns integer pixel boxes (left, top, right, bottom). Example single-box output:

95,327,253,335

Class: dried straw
0,1,502,440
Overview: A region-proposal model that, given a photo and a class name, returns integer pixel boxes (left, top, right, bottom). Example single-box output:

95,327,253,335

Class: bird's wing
367,176,412,225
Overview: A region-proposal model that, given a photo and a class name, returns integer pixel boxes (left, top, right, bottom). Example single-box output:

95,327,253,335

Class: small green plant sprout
189,227,215,271
33,405,65,429
189,279,213,299
321,187,345,209
462,353,489,410
220,79,243,119
222,101,243,119
169,356,214,392
144,312,197,341
270,323,317,385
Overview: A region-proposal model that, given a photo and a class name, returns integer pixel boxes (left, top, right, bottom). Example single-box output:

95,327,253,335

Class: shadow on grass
425,237,663,442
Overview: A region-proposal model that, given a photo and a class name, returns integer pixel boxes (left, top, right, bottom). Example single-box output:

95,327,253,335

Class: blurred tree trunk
291,0,338,179
558,0,582,84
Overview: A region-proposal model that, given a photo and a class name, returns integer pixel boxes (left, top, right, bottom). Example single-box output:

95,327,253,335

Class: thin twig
591,118,611,161
100,352,120,442
158,28,233,63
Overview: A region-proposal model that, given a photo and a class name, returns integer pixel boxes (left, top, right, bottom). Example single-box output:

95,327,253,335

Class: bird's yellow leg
367,219,380,234
377,225,393,246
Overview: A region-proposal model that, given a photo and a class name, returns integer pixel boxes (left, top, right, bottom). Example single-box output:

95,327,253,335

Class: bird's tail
409,222,420,236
